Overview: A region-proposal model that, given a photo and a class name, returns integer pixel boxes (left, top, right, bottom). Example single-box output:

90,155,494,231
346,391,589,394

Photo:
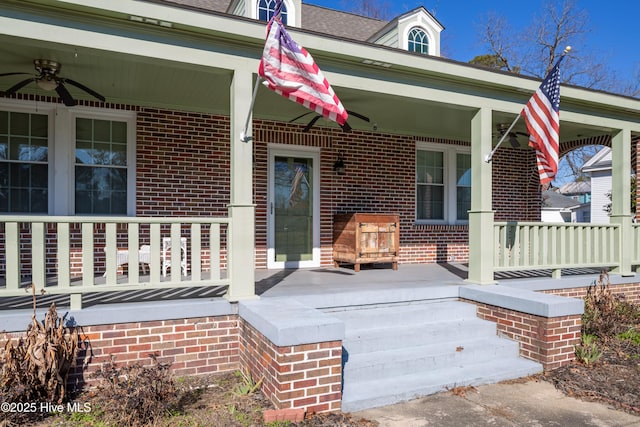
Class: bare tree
474,0,618,90
340,0,395,20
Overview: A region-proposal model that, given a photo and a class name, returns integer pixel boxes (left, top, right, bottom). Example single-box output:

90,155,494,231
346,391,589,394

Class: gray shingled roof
301,4,387,41
155,0,390,41
159,0,229,13
542,190,584,209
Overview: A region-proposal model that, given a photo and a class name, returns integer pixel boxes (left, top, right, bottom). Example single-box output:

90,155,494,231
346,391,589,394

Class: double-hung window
0,100,135,215
416,143,471,223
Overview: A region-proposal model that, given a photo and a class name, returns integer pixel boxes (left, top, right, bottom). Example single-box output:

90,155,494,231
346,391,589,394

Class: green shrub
574,333,602,365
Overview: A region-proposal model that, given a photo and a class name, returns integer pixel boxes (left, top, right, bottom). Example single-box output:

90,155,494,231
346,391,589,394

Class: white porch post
467,107,496,284
610,127,635,276
226,69,257,300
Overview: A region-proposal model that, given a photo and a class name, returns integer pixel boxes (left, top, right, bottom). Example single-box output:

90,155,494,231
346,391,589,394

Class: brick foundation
63,315,240,391
544,282,640,305
469,301,581,370
238,319,343,414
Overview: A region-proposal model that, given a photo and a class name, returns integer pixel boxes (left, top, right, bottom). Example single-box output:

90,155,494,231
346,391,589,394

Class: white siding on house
590,170,611,224
374,30,398,48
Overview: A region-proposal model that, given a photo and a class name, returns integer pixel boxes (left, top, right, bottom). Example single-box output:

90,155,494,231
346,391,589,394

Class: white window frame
253,0,296,26
0,98,136,216
416,142,470,225
407,27,429,55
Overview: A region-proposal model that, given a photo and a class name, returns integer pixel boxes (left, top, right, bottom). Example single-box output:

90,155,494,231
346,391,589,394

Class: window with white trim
408,27,429,55
0,100,135,215
416,143,471,223
258,0,288,24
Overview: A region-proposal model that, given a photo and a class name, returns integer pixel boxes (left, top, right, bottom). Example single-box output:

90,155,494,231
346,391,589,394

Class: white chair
162,237,187,277
103,246,151,276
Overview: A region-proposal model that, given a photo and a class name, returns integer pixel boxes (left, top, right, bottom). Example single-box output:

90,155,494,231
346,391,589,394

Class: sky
304,0,639,83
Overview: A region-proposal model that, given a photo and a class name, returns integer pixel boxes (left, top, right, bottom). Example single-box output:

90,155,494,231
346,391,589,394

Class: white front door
267,146,320,269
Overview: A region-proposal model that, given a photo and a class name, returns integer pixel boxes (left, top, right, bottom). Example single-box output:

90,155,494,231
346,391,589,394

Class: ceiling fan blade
55,83,77,106
346,110,370,123
63,78,106,102
303,115,322,132
289,111,314,123
0,72,31,77
340,121,352,132
2,78,35,95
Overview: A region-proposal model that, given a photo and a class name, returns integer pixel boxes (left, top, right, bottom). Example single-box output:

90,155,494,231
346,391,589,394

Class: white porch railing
494,221,622,276
0,216,230,309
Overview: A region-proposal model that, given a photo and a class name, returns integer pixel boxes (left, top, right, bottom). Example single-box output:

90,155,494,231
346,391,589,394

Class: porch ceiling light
36,76,58,91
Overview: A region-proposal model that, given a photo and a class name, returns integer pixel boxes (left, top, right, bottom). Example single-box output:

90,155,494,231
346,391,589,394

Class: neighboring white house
582,147,612,224
541,189,590,223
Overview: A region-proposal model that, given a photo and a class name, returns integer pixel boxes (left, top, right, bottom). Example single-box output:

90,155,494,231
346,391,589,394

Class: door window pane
274,156,313,262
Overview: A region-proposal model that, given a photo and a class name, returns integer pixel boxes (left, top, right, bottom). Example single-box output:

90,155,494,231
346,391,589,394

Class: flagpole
484,115,521,163
484,46,571,163
240,77,262,142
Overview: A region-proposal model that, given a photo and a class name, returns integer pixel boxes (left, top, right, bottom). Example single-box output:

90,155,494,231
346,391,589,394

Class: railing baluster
57,222,71,288
128,223,140,284
211,223,221,280
31,222,46,290
82,223,95,287
105,223,118,285
5,222,20,291
191,224,202,281
150,223,161,283
170,223,182,282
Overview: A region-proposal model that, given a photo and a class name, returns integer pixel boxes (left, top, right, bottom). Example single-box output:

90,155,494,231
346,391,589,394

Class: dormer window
258,0,288,25
407,27,429,55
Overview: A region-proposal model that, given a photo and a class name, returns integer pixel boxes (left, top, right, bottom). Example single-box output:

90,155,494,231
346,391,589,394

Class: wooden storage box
333,213,399,272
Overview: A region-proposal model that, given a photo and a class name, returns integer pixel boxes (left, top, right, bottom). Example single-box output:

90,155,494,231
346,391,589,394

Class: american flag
258,1,349,127
521,58,564,185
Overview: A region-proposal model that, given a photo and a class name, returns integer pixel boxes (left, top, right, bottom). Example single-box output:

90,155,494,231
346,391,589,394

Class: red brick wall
65,315,240,391
238,319,342,414
544,283,640,305
468,301,581,370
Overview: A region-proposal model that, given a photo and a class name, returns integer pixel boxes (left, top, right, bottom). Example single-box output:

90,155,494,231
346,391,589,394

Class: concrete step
328,300,477,330
342,356,542,413
343,317,497,354
343,336,520,383
337,300,543,413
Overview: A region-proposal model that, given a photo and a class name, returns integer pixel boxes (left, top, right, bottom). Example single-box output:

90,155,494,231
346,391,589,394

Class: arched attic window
407,27,429,55
258,0,288,25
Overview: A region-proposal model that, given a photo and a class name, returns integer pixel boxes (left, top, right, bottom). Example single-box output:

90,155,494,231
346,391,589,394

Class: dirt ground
543,338,640,415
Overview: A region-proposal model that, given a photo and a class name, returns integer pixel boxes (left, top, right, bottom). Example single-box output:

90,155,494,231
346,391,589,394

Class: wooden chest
333,213,399,272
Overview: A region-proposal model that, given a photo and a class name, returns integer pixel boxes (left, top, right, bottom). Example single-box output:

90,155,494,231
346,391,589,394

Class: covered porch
2,1,640,308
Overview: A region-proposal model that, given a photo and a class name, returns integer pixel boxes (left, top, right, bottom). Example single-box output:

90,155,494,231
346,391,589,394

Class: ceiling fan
495,123,529,148
289,110,371,132
0,59,105,106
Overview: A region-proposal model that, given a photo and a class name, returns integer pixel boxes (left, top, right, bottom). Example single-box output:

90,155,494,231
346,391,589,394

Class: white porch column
610,127,635,276
227,69,257,300
467,107,496,284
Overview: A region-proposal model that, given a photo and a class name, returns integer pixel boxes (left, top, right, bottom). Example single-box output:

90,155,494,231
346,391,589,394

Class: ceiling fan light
36,77,58,91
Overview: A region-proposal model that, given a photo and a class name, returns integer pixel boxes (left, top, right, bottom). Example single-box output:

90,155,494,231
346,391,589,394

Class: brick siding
63,315,240,391
238,319,343,414
544,282,640,305
467,301,581,371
